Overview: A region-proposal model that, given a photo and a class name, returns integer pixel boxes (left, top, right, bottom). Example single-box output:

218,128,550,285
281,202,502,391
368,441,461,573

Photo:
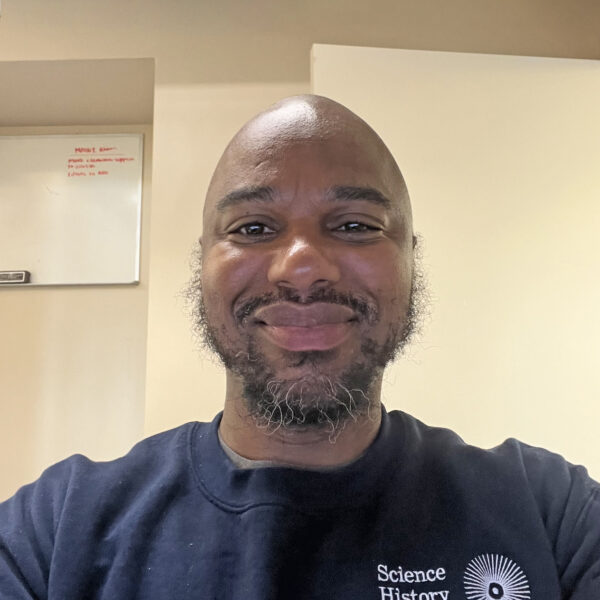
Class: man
1,95,598,599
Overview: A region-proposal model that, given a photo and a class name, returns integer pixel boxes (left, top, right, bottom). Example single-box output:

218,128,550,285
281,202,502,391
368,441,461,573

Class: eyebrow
215,184,392,211
216,186,275,211
327,185,392,209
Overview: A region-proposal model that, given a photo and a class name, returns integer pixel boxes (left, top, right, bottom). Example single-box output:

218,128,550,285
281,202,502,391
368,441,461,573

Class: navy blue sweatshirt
1,409,599,599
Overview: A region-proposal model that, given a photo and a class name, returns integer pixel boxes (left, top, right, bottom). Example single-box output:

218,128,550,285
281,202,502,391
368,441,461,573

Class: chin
274,347,340,370
240,352,381,436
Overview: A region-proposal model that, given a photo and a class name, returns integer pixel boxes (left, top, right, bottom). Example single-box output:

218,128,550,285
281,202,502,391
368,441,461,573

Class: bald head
235,94,389,146
204,95,411,225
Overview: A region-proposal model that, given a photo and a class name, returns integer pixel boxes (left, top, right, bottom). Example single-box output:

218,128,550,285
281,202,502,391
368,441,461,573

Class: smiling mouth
260,322,355,352
252,302,358,351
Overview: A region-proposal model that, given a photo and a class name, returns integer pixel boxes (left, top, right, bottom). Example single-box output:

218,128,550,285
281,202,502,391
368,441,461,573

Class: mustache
234,288,378,326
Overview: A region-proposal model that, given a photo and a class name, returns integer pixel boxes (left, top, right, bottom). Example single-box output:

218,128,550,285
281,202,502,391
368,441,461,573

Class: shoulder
0,421,212,598
387,409,599,520
1,421,209,523
388,409,600,592
388,408,596,487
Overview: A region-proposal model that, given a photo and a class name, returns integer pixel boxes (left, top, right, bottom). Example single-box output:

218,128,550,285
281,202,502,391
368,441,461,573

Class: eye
229,222,276,237
336,222,375,233
334,221,382,235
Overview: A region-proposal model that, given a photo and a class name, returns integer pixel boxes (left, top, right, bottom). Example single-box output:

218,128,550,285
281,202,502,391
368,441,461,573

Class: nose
267,235,341,293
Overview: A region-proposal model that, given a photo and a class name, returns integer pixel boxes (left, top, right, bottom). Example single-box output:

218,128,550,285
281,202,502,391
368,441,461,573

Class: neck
219,377,382,469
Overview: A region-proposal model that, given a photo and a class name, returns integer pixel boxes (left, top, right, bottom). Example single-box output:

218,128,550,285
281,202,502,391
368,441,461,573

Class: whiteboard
0,134,143,285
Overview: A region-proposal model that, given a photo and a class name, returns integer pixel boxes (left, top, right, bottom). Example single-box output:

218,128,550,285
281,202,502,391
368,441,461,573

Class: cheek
344,247,413,304
201,245,265,316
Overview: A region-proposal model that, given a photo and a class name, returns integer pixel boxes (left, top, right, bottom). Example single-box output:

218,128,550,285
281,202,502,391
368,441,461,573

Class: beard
184,240,428,438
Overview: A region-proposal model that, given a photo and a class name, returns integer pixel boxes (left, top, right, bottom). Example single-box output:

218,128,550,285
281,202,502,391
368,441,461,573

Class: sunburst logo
463,554,531,600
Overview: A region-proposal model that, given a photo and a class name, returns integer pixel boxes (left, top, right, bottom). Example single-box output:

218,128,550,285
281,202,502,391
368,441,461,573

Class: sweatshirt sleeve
520,444,600,598
0,459,76,599
555,467,600,598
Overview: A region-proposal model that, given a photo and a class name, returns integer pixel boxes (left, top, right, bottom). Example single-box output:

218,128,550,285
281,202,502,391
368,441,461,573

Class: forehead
207,132,402,214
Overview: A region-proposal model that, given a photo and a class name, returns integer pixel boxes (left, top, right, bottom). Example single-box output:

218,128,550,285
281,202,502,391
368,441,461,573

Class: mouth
252,302,358,351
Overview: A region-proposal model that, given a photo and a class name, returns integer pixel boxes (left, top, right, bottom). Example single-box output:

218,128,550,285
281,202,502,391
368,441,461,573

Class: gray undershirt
217,428,360,471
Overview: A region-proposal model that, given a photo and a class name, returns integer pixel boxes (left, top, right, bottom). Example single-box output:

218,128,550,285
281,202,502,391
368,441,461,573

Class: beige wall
0,0,598,83
1,0,599,499
0,124,151,500
314,45,600,477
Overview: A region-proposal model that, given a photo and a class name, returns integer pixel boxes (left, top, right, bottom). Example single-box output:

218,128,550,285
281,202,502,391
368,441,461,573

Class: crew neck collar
217,426,368,471
191,406,407,513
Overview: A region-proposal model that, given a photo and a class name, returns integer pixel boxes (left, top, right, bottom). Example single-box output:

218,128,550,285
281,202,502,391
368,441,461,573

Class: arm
0,461,74,599
554,466,600,598
522,447,600,598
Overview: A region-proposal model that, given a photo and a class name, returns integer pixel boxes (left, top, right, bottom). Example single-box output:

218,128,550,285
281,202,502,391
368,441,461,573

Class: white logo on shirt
463,554,531,600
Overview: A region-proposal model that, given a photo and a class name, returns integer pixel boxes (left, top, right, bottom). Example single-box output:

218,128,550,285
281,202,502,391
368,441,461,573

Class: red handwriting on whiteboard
67,147,136,178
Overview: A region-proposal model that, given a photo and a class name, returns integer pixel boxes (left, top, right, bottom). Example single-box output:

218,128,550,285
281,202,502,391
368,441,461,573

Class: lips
252,302,357,351
253,303,356,327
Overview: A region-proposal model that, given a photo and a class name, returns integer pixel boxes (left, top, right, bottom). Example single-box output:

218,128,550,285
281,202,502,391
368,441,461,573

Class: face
198,125,416,433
